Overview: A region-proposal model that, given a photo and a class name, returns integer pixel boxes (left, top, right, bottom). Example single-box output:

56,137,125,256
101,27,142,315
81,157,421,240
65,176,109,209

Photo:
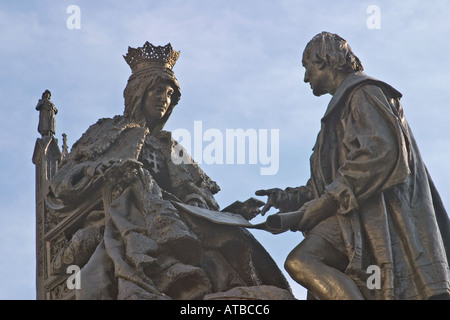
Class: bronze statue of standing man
36,89,58,136
257,32,450,300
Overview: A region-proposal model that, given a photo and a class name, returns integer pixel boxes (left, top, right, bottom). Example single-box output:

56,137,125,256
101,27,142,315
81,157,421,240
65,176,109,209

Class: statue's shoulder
86,115,128,132
62,115,146,164
346,73,402,100
69,115,121,147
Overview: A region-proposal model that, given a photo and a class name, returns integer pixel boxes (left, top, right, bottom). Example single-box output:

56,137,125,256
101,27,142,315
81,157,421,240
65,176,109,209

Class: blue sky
1,0,449,300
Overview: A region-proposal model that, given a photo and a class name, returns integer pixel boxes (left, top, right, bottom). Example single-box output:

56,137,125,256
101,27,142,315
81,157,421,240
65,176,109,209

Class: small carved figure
61,133,69,158
257,32,450,300
36,90,58,136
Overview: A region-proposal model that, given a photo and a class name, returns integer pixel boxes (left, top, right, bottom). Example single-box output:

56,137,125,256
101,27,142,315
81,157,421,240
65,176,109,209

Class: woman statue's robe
48,115,292,300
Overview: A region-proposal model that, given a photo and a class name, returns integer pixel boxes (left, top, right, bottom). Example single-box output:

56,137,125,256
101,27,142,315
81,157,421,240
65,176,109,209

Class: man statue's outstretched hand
255,188,292,216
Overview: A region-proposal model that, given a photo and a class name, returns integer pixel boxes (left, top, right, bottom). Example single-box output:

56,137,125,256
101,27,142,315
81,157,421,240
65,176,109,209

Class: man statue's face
302,59,332,97
142,82,174,120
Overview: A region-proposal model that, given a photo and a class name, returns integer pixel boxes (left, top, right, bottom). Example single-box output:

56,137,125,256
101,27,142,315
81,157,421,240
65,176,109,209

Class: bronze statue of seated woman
46,42,293,300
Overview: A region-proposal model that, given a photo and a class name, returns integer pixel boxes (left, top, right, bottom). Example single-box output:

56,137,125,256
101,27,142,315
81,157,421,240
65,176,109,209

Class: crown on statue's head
123,42,180,73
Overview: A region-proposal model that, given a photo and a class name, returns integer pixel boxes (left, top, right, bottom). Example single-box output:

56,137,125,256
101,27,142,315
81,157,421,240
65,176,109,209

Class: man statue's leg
284,234,364,300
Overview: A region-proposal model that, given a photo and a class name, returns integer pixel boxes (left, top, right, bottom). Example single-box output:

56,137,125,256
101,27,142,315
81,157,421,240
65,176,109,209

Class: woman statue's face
142,81,174,120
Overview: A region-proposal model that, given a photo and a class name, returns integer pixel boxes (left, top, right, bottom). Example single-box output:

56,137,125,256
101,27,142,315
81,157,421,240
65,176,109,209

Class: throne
33,130,104,299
